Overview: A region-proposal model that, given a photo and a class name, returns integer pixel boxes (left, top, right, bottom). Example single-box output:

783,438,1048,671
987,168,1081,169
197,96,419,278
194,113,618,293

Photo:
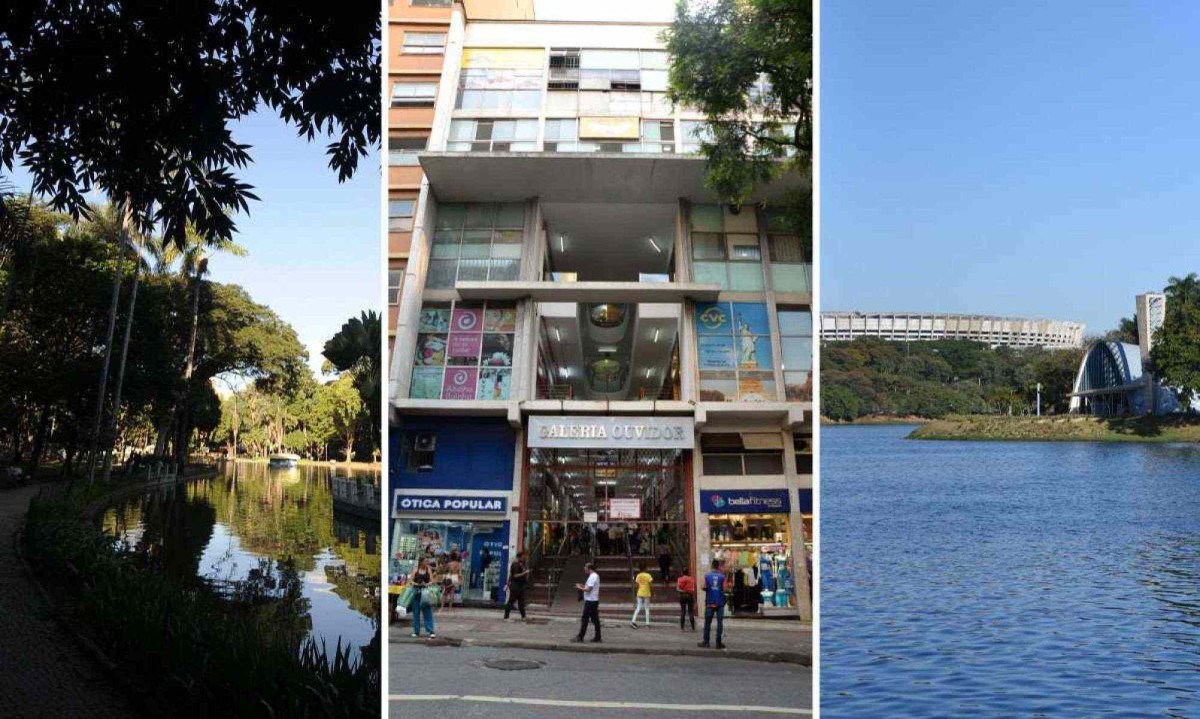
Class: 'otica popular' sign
528,416,693,449
392,493,508,515
700,489,791,514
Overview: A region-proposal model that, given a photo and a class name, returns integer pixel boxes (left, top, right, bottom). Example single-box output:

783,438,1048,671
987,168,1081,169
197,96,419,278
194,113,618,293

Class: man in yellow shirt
631,563,654,628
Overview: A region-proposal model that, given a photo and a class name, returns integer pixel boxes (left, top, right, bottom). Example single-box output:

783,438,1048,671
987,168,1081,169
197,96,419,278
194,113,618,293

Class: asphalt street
390,644,812,719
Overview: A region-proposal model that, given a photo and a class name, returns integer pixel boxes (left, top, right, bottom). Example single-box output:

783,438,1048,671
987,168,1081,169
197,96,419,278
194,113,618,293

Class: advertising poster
414,333,447,366
695,302,731,335
699,335,735,368
410,367,444,399
738,375,771,402
732,303,770,335
447,331,482,363
452,306,483,333
484,306,517,332
419,306,451,333
481,333,513,366
442,367,479,399
609,498,641,519
477,368,512,400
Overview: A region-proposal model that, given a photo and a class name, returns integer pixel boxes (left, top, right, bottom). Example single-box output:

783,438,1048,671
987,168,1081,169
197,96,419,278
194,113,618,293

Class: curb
389,634,810,666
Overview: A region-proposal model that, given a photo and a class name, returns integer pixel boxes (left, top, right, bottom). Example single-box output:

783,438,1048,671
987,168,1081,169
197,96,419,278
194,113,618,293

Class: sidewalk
390,607,811,665
0,483,136,717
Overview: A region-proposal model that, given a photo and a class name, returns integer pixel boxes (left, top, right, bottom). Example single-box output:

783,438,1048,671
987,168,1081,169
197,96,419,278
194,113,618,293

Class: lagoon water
104,462,380,661
822,425,1200,717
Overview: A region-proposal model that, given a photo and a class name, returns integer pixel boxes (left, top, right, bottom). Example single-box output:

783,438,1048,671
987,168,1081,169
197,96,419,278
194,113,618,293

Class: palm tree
322,310,382,447
154,227,247,471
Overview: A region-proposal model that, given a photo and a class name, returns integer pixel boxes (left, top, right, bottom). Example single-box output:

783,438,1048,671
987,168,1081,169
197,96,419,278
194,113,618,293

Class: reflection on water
822,425,1200,717
103,461,381,660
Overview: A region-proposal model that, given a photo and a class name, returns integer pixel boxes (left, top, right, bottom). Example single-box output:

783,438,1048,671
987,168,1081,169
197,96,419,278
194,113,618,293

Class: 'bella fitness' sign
528,416,693,449
700,489,791,514
393,493,508,515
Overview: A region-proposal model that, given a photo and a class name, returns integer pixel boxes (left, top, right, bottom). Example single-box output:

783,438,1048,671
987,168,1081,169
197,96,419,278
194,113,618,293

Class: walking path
390,607,811,665
0,483,137,718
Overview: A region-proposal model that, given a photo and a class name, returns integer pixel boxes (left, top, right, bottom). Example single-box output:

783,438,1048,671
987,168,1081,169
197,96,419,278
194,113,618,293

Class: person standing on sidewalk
409,557,436,640
676,570,697,631
631,562,654,629
572,562,602,643
698,559,726,649
503,551,530,621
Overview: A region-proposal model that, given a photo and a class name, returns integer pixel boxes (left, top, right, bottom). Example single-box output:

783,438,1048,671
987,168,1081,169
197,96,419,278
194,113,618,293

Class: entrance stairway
545,552,682,618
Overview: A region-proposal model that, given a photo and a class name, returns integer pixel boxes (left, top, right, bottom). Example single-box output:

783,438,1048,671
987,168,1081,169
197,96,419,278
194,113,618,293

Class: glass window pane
425,261,457,289
784,371,811,401
545,119,577,140
514,119,539,139
436,203,466,229
702,454,744,475
692,233,725,260
781,337,812,371
464,203,496,228
641,120,661,141
513,91,542,109
690,204,723,232
641,70,668,92
778,309,813,336
640,50,669,69
694,262,728,289
771,264,810,293
431,230,460,259
728,263,764,291
492,121,516,141
460,229,491,258
768,234,806,262
495,203,525,228
456,259,489,282
448,120,476,141
581,49,639,69
488,260,521,281
743,453,784,474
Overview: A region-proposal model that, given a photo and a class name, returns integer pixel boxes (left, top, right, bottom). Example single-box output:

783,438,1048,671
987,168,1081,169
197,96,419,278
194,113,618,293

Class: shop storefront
390,492,511,604
700,488,798,616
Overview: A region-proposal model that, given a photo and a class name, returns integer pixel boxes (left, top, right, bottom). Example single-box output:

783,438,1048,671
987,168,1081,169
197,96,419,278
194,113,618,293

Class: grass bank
23,478,380,717
909,414,1200,442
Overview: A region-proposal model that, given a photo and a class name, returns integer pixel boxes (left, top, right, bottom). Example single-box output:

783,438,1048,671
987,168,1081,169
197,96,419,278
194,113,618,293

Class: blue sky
11,111,380,376
821,1,1200,336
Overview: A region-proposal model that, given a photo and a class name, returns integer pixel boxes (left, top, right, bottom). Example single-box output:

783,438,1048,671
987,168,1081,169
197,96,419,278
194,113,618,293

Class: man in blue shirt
698,559,727,649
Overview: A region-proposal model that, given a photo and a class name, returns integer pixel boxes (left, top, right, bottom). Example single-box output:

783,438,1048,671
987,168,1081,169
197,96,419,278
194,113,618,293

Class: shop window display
696,302,775,401
411,300,517,400
709,513,795,611
390,520,507,603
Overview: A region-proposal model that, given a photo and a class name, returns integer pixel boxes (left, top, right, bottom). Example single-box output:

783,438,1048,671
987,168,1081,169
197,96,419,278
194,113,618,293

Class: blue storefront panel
389,416,515,492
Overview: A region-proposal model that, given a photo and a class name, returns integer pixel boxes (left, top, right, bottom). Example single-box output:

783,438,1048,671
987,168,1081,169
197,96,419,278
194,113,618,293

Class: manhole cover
483,659,544,671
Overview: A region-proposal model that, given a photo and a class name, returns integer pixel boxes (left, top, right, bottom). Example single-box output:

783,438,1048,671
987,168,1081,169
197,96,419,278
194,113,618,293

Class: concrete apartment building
820,312,1085,349
387,0,812,621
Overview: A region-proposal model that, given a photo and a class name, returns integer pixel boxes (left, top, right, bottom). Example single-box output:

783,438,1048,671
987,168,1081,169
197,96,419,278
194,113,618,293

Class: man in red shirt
675,571,697,631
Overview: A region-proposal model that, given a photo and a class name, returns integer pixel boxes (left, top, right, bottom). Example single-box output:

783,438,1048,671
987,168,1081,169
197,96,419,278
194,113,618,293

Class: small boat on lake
267,453,301,469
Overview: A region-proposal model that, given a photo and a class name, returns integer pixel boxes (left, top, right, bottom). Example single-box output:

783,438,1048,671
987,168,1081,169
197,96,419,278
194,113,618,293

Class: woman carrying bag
409,557,437,639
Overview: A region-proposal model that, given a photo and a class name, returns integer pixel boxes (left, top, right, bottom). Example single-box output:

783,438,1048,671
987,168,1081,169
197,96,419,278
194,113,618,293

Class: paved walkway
0,483,137,718
390,607,811,665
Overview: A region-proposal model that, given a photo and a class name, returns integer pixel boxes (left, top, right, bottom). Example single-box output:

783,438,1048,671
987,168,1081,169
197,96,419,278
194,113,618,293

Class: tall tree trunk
86,201,132,483
27,405,50,475
103,245,141,482
172,261,204,474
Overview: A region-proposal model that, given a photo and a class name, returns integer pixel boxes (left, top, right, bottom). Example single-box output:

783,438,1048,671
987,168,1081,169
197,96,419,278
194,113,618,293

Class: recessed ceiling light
554,327,562,342
647,237,662,253
645,368,652,378
653,328,660,343
559,235,566,253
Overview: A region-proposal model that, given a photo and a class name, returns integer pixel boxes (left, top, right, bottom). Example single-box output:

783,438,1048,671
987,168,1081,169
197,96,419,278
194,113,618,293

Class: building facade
820,311,1084,349
387,0,813,619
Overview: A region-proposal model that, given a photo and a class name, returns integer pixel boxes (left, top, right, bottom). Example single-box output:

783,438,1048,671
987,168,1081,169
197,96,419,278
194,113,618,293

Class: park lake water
822,424,1200,717
102,462,381,662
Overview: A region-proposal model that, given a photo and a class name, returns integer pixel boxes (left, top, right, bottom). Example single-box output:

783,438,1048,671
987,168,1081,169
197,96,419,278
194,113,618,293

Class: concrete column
782,427,812,621
676,200,698,402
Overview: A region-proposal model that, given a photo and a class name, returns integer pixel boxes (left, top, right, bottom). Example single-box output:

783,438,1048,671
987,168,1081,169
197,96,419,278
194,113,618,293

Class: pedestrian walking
408,557,436,639
698,559,726,649
676,570,697,631
631,562,654,628
503,551,530,620
571,562,602,643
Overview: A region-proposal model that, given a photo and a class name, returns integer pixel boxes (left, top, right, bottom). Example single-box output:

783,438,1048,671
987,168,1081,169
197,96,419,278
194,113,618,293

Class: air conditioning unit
414,432,437,452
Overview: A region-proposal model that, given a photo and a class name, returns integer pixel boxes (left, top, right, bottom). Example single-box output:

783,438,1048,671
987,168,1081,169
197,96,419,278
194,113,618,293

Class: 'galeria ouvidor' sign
527,416,694,449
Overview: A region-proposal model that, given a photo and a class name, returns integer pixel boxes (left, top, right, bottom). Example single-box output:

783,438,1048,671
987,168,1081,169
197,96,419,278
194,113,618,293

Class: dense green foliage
0,1,379,248
25,487,379,717
821,338,1083,420
1150,273,1200,406
0,200,307,473
323,311,381,447
665,0,811,236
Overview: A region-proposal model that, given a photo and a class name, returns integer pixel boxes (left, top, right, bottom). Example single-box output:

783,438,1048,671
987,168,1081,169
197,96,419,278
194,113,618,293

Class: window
766,212,809,293
544,118,596,153
402,32,446,54
548,49,581,89
777,307,812,401
456,67,543,111
681,120,711,154
411,0,451,6
447,119,538,152
388,271,403,305
690,204,765,292
794,433,813,474
411,300,517,400
388,136,427,166
635,120,675,153
426,203,525,288
391,82,436,107
389,199,415,231
696,302,775,402
700,433,785,475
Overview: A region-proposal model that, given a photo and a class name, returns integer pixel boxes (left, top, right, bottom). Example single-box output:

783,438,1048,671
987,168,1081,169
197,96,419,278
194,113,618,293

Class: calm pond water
822,425,1200,717
103,461,381,661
